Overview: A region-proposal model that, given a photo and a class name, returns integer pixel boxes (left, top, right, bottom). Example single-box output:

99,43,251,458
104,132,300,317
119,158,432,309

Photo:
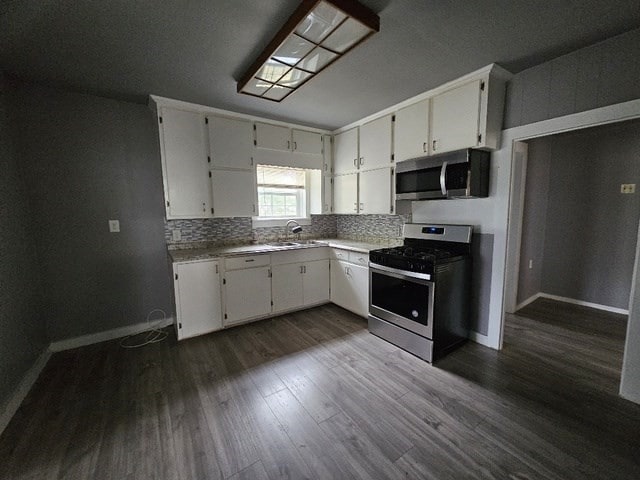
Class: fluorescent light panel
238,0,379,102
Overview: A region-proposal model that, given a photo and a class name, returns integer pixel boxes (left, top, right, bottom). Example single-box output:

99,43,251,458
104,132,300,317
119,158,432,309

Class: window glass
257,165,306,218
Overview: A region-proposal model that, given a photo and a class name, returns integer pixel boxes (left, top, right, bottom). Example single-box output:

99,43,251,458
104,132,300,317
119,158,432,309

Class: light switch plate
108,220,120,232
621,184,636,194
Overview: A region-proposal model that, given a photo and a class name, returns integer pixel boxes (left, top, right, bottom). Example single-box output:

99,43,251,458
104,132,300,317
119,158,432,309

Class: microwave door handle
440,161,448,196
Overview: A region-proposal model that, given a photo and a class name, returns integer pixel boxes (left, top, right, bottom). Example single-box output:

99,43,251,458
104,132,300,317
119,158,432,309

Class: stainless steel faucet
285,219,303,240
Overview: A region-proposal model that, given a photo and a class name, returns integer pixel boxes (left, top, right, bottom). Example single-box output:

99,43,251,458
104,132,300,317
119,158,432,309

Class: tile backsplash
165,214,411,249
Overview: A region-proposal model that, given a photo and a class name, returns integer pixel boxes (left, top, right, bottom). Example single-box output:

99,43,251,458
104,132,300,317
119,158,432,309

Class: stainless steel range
368,224,472,362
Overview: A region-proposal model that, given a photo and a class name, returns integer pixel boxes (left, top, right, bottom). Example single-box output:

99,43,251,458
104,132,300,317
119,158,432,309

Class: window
257,165,307,218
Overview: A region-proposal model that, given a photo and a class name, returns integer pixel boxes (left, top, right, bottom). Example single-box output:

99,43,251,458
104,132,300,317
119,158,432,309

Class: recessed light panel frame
238,0,380,102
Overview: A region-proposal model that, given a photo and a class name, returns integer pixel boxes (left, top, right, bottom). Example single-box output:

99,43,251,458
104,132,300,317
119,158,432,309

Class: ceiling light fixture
237,0,380,102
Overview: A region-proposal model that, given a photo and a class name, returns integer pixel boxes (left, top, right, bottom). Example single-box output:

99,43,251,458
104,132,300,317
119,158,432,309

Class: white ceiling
2,0,640,129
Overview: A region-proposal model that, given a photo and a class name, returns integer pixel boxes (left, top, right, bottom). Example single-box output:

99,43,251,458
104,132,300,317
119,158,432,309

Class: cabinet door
160,107,211,218
174,261,222,340
431,80,482,154
272,263,303,313
333,173,358,214
225,266,272,324
303,260,330,306
330,260,354,311
333,128,359,174
359,168,393,215
292,129,323,156
207,115,254,169
359,115,392,170
395,100,429,162
348,263,369,318
211,169,256,217
255,122,291,152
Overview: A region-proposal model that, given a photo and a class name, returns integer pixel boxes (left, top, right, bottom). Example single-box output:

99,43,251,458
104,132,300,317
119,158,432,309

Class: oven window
371,271,431,326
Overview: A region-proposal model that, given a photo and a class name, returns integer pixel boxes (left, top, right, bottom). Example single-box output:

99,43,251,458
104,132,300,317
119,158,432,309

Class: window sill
251,217,312,229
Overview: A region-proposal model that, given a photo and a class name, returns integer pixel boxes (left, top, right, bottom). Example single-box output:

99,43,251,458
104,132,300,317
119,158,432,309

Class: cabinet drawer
331,248,349,261
225,254,270,270
348,251,369,266
271,247,329,265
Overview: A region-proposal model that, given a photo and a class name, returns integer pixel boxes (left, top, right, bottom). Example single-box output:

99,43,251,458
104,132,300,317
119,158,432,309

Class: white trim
620,221,640,404
536,293,629,315
49,317,174,352
149,95,331,134
0,348,51,436
620,390,640,404
469,330,493,348
515,293,542,312
333,63,512,134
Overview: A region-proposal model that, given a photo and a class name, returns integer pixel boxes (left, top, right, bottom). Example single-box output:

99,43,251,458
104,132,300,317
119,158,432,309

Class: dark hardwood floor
2,299,640,479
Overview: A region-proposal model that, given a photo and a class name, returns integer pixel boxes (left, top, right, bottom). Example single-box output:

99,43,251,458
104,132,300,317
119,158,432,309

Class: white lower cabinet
173,260,222,340
272,263,304,312
330,257,369,318
224,254,272,325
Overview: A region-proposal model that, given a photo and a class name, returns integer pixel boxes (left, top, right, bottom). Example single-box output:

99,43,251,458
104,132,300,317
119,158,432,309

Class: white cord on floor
119,309,169,348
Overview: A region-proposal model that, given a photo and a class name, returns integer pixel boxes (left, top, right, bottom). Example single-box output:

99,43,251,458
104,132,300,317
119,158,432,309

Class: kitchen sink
292,240,325,245
266,241,298,247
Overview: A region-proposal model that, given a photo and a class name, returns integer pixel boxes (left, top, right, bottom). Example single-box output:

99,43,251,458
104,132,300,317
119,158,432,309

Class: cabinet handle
202,202,206,212
359,157,364,166
300,265,304,274
245,259,255,262
354,202,358,212
215,264,219,274
252,204,256,214
359,202,364,211
423,142,427,153
432,139,437,151
293,141,297,150
287,140,291,150
353,158,358,168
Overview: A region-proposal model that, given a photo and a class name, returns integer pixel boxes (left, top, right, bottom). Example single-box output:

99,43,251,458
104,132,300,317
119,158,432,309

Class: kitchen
2,1,640,478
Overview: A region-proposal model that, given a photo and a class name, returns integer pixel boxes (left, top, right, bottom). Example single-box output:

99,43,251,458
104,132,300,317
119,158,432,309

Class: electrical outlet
172,229,182,241
621,184,636,194
108,220,120,233
529,259,533,269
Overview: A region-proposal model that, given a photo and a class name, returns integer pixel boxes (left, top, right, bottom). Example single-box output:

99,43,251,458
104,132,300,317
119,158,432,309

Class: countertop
169,238,399,263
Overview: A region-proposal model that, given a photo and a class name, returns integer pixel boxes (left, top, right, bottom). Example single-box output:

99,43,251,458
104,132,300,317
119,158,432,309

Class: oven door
369,264,435,338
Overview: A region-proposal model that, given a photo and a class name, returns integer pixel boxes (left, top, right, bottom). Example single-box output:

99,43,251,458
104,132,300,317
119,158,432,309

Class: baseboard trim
49,317,174,352
0,348,51,436
469,330,494,348
515,293,542,312
620,389,640,405
538,293,629,315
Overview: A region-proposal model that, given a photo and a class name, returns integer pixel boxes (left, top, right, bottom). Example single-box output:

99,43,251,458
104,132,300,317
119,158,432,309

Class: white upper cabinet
333,128,359,175
358,115,393,170
207,115,254,169
255,122,290,152
292,129,323,156
394,99,429,161
430,79,482,154
333,173,358,214
359,167,394,215
159,107,211,219
211,169,256,217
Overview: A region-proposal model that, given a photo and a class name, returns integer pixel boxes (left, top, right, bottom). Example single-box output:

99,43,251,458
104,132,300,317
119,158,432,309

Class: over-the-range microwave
395,148,490,200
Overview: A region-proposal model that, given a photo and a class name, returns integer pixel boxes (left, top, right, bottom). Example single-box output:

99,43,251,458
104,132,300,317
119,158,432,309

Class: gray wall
9,85,172,341
0,90,48,411
517,141,551,304
504,28,640,129
518,120,640,309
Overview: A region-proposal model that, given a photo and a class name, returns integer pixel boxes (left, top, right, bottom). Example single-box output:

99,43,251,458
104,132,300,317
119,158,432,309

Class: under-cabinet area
171,242,375,340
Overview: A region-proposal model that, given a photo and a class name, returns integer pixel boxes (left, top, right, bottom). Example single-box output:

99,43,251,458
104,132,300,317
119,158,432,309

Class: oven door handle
370,263,432,282
440,161,448,196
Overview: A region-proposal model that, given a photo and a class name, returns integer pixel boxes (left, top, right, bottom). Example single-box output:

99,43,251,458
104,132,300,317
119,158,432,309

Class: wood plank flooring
1,299,640,479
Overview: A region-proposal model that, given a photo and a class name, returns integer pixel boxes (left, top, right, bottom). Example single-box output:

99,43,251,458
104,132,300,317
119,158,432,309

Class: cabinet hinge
330,178,334,184
175,273,178,280
211,207,214,214
159,116,163,124
209,171,212,178
253,140,257,146
391,154,394,162
270,300,274,306
205,117,209,124
166,201,170,207
480,81,485,91
224,313,227,320
178,322,182,329
391,168,395,175
253,124,256,131
207,156,211,163
392,115,396,122
478,134,482,143
223,278,226,285
390,205,394,214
